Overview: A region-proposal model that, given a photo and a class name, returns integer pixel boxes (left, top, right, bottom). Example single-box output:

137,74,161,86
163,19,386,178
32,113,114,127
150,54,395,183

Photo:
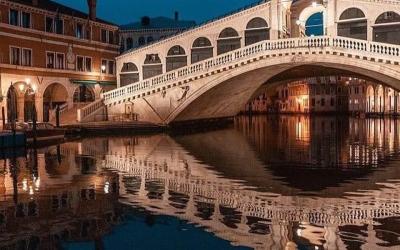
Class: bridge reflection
1,116,400,249
100,116,400,249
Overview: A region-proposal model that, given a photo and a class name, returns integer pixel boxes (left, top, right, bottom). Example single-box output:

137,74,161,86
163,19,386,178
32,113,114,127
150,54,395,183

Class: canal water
1,115,400,250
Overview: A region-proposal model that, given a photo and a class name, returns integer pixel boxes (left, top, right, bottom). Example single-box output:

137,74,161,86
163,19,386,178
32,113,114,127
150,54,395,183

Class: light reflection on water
1,115,400,249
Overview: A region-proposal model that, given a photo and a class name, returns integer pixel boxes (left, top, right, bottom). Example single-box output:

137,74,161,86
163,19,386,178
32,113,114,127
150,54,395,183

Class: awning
70,80,117,86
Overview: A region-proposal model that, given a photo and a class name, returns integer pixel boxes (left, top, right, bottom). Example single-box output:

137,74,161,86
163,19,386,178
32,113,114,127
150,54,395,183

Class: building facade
0,0,119,124
246,76,400,115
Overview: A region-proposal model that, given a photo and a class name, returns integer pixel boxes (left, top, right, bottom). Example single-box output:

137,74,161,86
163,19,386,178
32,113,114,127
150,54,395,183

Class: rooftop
10,0,117,26
120,16,196,31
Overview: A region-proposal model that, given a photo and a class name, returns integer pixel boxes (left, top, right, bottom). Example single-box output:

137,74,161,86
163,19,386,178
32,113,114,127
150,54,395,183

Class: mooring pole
56,105,60,128
32,106,37,146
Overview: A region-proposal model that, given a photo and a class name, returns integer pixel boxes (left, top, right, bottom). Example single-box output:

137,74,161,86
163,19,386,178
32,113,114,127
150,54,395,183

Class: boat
4,122,65,145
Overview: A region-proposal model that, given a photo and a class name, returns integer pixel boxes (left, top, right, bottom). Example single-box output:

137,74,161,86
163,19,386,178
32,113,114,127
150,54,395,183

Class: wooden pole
56,105,60,128
1,106,5,131
32,105,37,146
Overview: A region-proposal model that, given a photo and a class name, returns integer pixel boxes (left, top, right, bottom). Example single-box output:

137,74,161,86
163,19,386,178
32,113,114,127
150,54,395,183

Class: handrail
77,99,105,122
104,36,400,105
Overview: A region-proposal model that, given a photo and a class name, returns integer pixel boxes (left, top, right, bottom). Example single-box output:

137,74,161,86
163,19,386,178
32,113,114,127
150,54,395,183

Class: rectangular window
108,31,114,44
76,23,84,39
101,29,108,43
55,19,64,34
46,17,54,32
321,98,325,107
9,9,19,26
21,48,32,66
311,98,315,107
46,52,55,68
108,60,114,75
56,53,64,69
101,59,107,74
10,47,20,65
85,57,92,72
21,12,31,28
77,56,84,71
330,98,335,107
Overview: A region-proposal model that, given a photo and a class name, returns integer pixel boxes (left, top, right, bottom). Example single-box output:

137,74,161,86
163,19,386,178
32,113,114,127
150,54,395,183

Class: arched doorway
73,85,95,104
305,12,324,36
43,83,68,122
24,86,36,122
377,85,384,113
337,8,367,40
373,11,400,44
245,17,270,46
6,85,18,122
166,45,187,72
191,37,213,64
217,28,241,55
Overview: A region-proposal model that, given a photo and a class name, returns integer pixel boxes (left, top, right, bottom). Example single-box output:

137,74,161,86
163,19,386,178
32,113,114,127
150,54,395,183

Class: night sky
53,0,260,25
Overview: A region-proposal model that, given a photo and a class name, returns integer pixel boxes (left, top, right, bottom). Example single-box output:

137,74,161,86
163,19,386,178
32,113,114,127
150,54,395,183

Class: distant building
245,76,400,115
120,12,196,52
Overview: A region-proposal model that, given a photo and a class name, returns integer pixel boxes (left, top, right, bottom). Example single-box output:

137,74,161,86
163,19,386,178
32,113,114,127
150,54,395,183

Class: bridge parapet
103,36,400,107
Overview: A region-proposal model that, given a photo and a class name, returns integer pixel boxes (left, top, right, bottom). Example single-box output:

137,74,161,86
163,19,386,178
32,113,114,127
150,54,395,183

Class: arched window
245,17,269,46
138,36,146,46
305,12,324,36
43,83,69,122
374,12,400,44
143,54,162,79
217,27,241,55
191,37,213,64
166,45,187,72
126,38,133,50
338,8,367,40
147,36,154,43
120,63,139,87
73,85,95,103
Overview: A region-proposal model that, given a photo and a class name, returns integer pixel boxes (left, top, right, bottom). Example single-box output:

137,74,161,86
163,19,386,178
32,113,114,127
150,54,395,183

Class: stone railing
77,99,105,122
103,36,400,106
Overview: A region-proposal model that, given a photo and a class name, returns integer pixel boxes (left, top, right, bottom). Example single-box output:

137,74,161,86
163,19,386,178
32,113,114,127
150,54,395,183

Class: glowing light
25,78,31,85
104,181,110,194
31,84,38,92
101,65,106,72
29,186,34,195
22,179,28,191
19,83,25,92
296,20,301,25
296,229,302,237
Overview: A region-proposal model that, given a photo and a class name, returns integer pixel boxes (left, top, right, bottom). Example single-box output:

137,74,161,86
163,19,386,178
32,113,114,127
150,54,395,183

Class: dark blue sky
54,0,259,25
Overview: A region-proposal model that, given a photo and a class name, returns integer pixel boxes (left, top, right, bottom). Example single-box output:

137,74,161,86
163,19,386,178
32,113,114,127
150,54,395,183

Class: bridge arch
217,27,241,55
166,54,400,124
166,45,187,72
191,37,213,64
337,8,367,40
120,62,139,87
373,11,400,45
245,17,270,46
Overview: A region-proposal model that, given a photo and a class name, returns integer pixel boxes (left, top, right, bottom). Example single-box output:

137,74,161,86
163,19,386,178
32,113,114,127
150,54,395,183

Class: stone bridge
79,0,400,124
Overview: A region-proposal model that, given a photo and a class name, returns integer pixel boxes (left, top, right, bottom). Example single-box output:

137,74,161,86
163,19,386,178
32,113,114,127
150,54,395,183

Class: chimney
87,0,97,21
32,0,39,6
174,11,179,21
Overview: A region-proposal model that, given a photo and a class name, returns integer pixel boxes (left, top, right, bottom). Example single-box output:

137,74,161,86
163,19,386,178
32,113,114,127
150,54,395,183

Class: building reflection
1,118,400,249
0,141,119,249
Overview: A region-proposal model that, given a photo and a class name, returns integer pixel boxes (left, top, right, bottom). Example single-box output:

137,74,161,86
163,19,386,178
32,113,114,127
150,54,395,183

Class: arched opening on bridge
120,62,139,87
126,38,133,50
191,37,213,64
43,83,68,122
366,85,375,113
217,27,241,55
166,45,187,72
388,88,395,112
6,85,18,122
337,8,367,40
147,36,154,43
73,85,95,104
138,36,146,46
305,12,324,36
245,17,270,46
373,11,400,45
143,54,163,79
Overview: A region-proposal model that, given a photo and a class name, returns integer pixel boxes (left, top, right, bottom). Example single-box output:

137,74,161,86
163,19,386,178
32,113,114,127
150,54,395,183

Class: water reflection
1,116,400,249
